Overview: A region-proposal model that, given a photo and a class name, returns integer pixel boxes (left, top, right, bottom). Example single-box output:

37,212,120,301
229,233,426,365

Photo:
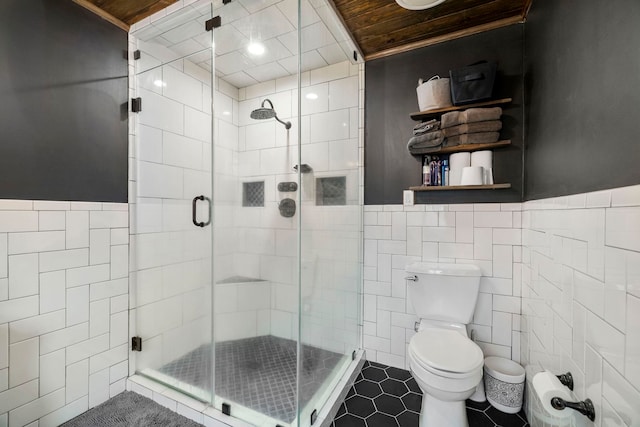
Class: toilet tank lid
405,262,481,277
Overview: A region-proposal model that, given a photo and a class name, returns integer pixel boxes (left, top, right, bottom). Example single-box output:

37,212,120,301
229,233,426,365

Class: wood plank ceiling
77,0,532,60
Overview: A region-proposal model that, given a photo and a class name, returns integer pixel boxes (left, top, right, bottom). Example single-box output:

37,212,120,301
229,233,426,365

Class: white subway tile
602,361,640,426
492,311,511,346
90,211,128,230
66,334,109,366
40,322,88,355
38,212,66,231
0,380,38,414
90,299,110,338
9,310,65,344
606,207,640,252
9,338,38,387
40,349,65,396
0,296,39,324
67,286,89,327
586,311,625,373
473,293,492,326
0,212,38,233
493,295,520,314
110,246,129,279
40,249,88,273
0,324,6,369
33,201,70,211
66,359,89,402
473,228,493,260
493,245,513,279
422,226,455,243
625,295,640,390
89,230,111,266
110,294,128,314
90,344,127,375
89,368,110,408
574,271,605,317
8,253,39,299
474,211,512,228
610,185,640,207
66,211,89,249
479,277,512,295
67,265,110,289
109,312,128,348
0,234,6,279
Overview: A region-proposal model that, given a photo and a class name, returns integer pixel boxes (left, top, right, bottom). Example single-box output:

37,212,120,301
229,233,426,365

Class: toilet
405,262,484,427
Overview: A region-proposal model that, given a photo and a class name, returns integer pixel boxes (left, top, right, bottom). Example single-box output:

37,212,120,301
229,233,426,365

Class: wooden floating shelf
410,98,513,121
411,140,511,156
409,183,512,191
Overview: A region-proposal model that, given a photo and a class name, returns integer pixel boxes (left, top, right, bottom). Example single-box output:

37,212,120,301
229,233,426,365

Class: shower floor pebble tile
331,361,529,427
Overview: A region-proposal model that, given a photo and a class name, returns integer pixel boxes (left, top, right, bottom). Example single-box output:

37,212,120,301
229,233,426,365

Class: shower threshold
154,335,344,424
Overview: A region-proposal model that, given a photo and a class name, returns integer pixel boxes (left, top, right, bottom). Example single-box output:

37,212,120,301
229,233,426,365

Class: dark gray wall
365,25,524,205
0,0,128,202
524,0,640,200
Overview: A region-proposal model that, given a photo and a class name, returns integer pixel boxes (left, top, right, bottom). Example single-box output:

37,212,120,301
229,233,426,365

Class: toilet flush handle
405,275,418,282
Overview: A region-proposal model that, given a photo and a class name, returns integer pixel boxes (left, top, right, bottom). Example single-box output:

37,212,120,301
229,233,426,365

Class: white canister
471,151,493,184
416,76,453,111
460,166,484,186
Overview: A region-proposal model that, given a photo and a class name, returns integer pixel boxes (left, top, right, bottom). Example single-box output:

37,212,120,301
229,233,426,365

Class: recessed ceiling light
247,42,265,56
153,79,167,87
305,93,318,100
395,0,446,10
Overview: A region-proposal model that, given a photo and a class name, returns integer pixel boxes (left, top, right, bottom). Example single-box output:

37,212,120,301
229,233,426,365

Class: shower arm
275,116,292,129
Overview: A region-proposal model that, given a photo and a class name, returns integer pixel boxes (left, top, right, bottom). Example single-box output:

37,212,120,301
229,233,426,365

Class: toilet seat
409,328,483,377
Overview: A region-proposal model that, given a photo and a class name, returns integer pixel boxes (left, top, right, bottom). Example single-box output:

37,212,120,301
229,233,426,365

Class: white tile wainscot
521,184,640,427
0,200,129,427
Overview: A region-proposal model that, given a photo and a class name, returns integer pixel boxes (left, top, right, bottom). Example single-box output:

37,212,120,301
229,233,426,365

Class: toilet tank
405,262,482,324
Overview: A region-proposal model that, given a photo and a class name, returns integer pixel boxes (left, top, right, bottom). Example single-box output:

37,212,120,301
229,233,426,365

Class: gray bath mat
61,391,203,427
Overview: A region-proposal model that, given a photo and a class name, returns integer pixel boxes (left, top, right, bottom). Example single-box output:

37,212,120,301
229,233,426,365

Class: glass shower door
130,2,215,402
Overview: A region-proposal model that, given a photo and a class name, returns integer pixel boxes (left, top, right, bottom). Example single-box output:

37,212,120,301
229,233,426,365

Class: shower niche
130,1,363,426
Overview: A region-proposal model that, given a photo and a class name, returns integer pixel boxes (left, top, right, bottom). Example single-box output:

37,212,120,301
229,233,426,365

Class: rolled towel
445,132,500,146
441,107,503,128
407,132,445,154
413,119,440,135
442,120,502,137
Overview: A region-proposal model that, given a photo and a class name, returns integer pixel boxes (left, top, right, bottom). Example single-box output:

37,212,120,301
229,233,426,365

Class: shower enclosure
129,0,362,425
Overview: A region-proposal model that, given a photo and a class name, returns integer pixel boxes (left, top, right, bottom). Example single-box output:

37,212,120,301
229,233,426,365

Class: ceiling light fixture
247,42,265,56
395,0,446,10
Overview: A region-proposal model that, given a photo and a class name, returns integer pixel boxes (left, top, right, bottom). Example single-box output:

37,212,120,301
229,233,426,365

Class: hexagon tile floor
330,361,529,427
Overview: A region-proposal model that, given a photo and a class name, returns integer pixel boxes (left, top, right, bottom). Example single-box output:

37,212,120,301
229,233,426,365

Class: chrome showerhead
250,99,291,129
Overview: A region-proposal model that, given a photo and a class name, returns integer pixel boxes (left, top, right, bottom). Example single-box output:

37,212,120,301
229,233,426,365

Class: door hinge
311,409,318,425
133,50,141,60
131,98,142,113
132,336,142,352
205,16,221,31
222,403,231,416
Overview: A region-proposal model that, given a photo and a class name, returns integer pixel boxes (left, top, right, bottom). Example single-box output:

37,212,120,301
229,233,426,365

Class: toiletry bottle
423,156,430,186
430,158,438,186
436,159,442,186
442,159,449,186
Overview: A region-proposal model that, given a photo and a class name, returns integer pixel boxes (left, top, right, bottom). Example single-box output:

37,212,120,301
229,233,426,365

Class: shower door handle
192,195,211,227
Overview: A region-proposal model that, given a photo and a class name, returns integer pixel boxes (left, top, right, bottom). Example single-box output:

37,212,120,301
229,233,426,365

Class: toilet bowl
408,321,484,427
404,263,484,427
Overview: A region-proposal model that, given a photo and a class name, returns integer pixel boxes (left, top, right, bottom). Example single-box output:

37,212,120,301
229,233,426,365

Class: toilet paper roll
471,150,493,170
449,153,471,186
450,152,471,170
531,371,573,420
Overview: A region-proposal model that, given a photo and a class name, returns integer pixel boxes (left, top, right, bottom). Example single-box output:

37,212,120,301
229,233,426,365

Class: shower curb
125,351,365,427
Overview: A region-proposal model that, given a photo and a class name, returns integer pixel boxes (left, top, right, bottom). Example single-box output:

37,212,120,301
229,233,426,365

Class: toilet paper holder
550,397,596,422
556,372,574,390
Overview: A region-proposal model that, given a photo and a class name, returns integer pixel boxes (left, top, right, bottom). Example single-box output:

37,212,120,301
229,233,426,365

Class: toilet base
419,393,468,427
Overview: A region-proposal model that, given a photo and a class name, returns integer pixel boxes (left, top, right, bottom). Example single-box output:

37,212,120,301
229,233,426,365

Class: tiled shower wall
363,203,523,369
234,60,361,349
0,201,129,427
521,185,640,427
